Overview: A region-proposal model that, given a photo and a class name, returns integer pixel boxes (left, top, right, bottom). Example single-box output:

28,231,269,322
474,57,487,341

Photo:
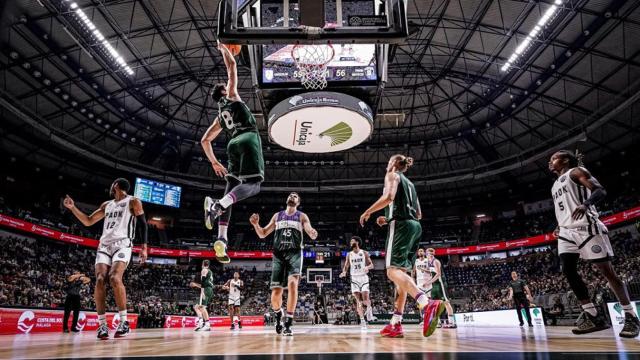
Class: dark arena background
0,0,640,359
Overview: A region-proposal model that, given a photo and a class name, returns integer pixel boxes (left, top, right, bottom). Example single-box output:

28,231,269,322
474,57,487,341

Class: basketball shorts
384,219,422,270
95,239,132,266
429,280,449,301
270,249,302,289
226,131,265,182
199,288,214,306
557,226,613,262
417,279,432,294
228,297,241,306
350,274,370,293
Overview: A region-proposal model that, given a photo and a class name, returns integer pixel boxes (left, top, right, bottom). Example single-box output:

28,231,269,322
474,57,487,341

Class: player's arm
364,251,374,272
339,253,350,278
249,213,277,239
569,167,607,220
222,279,231,291
200,119,227,178
508,287,513,300
189,281,202,289
131,197,148,263
80,276,90,284
428,259,443,284
411,263,417,281
301,213,318,240
238,280,244,290
63,196,106,227
218,42,240,101
524,284,532,298
416,196,423,220
360,172,400,226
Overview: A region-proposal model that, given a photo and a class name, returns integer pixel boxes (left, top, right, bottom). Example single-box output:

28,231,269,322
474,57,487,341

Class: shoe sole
114,331,129,338
423,300,446,337
214,240,230,263
380,332,404,338
619,331,640,338
97,335,109,340
276,324,283,335
572,324,611,335
204,197,214,230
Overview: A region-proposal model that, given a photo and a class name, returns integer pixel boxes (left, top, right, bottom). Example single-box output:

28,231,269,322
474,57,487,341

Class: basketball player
189,260,213,332
201,42,265,263
549,150,639,337
223,272,244,330
63,178,148,339
339,236,374,329
423,248,456,328
360,154,444,338
412,248,429,324
249,192,318,336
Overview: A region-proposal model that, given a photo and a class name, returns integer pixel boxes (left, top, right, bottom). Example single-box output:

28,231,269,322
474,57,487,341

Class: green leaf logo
533,308,540,317
319,122,352,146
613,303,623,315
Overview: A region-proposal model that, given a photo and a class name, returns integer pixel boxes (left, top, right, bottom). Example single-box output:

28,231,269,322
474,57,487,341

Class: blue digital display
134,178,182,208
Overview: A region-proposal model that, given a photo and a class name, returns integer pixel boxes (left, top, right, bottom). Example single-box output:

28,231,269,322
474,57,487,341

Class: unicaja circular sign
268,92,373,153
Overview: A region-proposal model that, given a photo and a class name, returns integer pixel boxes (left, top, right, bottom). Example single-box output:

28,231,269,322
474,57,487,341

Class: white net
291,44,335,90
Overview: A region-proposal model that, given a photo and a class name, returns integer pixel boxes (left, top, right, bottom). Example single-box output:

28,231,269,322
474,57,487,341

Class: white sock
360,316,366,323
219,194,234,208
390,313,403,325
622,304,637,317
233,316,239,323
98,314,107,326
581,303,597,317
218,225,228,240
415,292,429,308
119,310,127,323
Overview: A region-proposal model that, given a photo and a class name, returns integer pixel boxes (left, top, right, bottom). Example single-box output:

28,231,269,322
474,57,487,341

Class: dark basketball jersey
273,210,304,251
385,172,419,221
217,98,258,138
201,269,213,289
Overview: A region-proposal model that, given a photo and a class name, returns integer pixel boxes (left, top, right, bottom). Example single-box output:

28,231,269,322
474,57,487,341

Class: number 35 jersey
274,210,305,251
551,168,605,233
101,195,136,245
217,98,258,138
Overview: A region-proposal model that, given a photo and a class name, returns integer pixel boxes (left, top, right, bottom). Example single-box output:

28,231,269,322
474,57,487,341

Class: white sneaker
201,322,211,331
360,322,368,331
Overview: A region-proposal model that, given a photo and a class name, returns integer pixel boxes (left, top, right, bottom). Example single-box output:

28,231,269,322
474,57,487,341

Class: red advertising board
163,315,264,328
1,205,639,258
0,308,138,335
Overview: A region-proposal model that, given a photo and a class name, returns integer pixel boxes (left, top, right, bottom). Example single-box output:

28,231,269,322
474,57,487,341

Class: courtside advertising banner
164,315,264,328
606,301,640,332
454,307,545,327
0,308,138,335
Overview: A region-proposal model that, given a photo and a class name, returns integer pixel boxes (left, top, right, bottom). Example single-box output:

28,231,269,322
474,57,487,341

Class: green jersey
201,269,213,290
218,98,258,138
385,172,419,221
273,210,304,251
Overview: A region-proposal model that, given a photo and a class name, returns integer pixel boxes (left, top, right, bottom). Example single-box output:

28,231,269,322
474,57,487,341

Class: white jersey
414,257,429,283
100,195,135,245
229,279,242,300
551,168,606,234
349,250,367,277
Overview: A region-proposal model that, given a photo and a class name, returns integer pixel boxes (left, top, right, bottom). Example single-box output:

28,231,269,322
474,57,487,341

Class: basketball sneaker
214,238,230,264
230,324,235,330
238,321,242,329
283,327,293,336
204,197,224,230
114,321,130,338
380,323,404,338
619,313,640,338
201,322,211,331
96,324,109,340
274,310,284,335
283,317,293,336
360,319,367,331
572,311,610,335
422,300,446,337
194,321,203,332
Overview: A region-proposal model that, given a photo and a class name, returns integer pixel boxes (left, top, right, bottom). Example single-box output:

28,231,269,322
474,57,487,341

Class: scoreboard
134,178,182,208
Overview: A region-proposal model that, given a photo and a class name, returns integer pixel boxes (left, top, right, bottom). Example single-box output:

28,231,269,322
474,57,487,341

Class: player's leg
353,292,365,325
270,254,286,334
193,304,203,331
283,251,302,336
201,305,211,331
362,291,374,321
71,295,81,331
94,253,110,339
108,252,131,338
235,306,242,328
228,303,235,329
62,295,72,332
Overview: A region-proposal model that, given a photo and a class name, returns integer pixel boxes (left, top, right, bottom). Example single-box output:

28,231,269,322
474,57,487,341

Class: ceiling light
43,78,51,86
62,94,69,100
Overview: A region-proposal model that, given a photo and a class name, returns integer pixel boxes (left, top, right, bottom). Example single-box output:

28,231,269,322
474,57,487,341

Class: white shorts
351,275,370,294
228,297,241,306
557,227,613,262
95,239,132,266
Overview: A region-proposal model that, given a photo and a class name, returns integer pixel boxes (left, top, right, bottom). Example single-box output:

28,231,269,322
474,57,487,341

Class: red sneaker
422,300,446,337
380,323,404,338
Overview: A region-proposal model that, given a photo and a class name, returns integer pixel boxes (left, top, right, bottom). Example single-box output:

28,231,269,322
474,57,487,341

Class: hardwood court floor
1,324,639,360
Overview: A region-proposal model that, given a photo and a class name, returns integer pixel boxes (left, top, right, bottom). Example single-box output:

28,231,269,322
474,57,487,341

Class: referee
508,271,533,327
63,270,90,333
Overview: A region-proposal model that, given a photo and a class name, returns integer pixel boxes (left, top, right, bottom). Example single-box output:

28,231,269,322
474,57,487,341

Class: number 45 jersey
274,210,305,251
551,167,606,233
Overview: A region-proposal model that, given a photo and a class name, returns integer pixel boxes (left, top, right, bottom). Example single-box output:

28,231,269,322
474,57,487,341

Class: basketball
224,43,242,56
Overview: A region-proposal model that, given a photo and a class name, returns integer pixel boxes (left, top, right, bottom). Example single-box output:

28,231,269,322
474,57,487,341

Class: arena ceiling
1,0,640,204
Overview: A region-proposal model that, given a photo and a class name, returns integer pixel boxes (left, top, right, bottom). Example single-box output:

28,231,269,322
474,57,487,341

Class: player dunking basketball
223,272,244,330
249,192,318,336
549,150,639,337
201,42,265,263
359,154,444,338
339,236,374,329
63,178,148,339
190,260,213,332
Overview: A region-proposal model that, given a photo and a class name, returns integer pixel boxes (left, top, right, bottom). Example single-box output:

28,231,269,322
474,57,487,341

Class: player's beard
287,200,296,207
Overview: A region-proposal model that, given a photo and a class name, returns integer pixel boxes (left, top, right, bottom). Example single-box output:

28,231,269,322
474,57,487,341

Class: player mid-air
339,236,375,329
549,150,639,337
63,178,148,339
201,42,265,263
360,154,444,338
223,272,244,330
250,192,318,336
190,260,214,332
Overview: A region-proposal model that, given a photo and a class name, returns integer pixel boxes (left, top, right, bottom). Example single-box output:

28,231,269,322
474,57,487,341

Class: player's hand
364,267,370,274
249,213,260,225
223,285,230,291
359,212,371,227
139,245,148,264
211,161,228,178
572,205,587,220
376,216,387,227
63,195,75,210
189,282,199,288
339,272,346,278
308,228,318,239
553,227,559,238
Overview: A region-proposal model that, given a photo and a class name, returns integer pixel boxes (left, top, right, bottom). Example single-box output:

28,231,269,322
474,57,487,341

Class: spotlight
62,94,69,100
22,62,31,69
43,78,51,86
33,70,41,78
9,51,19,59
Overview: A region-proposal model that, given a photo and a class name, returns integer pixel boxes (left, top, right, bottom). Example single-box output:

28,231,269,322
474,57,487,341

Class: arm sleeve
135,214,148,244
583,187,606,207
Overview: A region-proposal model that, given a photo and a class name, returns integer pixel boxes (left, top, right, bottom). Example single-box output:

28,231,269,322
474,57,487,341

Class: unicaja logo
18,311,36,333
76,312,87,330
319,122,353,146
111,313,120,329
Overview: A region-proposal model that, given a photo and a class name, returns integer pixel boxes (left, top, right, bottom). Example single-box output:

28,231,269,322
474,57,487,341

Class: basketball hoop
314,274,325,293
291,42,335,90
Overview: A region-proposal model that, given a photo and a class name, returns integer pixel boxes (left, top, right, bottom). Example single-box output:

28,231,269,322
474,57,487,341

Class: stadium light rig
68,2,135,76
500,0,563,72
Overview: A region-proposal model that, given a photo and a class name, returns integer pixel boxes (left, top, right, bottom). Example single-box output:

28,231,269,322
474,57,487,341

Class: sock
581,303,597,317
414,292,429,308
285,312,294,327
233,316,239,323
98,314,107,326
218,224,228,240
219,193,236,209
273,308,283,323
119,310,127,323
622,304,637,317
360,316,366,323
390,311,403,325
449,315,455,324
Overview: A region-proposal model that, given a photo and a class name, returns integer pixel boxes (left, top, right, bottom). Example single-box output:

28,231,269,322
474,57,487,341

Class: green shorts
385,219,422,270
226,131,265,181
429,280,449,301
199,287,214,306
270,249,302,289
